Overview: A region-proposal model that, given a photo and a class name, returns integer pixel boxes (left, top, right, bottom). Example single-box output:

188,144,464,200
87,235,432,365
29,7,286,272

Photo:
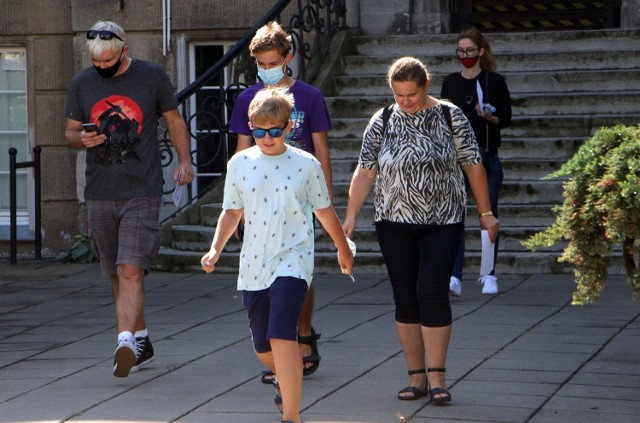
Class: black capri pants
375,220,464,327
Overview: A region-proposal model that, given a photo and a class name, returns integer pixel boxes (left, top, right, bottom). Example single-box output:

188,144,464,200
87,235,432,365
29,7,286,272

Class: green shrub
523,124,640,305
56,233,97,264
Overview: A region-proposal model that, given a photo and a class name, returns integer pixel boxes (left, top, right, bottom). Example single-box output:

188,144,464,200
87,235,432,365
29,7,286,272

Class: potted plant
524,124,640,305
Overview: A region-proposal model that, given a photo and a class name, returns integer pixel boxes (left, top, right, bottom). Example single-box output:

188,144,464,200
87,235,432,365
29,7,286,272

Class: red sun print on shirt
90,95,143,166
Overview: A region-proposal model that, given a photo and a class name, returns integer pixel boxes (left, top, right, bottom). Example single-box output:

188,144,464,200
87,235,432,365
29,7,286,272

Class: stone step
200,203,562,236
331,157,565,182
340,50,639,77
330,114,638,140
333,204,559,227
325,91,640,118
333,69,640,96
328,180,563,205
328,137,584,160
349,30,640,56
170,224,235,252
152,246,579,275
314,226,563,254
169,219,562,254
199,202,559,236
156,29,638,276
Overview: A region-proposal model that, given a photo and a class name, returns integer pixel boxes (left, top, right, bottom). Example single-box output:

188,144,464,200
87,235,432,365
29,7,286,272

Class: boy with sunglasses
65,21,194,377
202,87,353,423
229,21,333,382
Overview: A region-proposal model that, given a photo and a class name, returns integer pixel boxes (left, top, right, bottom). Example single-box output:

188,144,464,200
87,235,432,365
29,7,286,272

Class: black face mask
93,49,123,79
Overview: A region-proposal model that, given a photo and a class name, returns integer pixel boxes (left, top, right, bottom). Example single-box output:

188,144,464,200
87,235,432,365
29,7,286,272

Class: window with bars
0,48,28,221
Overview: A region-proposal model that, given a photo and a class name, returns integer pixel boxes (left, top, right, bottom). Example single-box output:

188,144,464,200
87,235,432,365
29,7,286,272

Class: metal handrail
160,0,347,224
8,146,42,264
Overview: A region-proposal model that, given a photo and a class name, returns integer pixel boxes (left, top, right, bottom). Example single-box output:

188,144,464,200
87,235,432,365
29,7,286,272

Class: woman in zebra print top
342,57,498,404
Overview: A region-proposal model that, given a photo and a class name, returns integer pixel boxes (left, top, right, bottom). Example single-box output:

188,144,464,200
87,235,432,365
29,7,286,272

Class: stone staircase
152,29,640,274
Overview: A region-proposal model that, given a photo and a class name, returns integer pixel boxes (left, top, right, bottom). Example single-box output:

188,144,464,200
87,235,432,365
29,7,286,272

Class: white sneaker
449,276,462,297
113,332,136,378
479,275,499,295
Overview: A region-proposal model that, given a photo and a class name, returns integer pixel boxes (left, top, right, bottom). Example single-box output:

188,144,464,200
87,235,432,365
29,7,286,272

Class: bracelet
479,210,493,217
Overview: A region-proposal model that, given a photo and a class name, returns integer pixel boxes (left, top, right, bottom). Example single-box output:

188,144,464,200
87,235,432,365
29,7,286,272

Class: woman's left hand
480,215,499,243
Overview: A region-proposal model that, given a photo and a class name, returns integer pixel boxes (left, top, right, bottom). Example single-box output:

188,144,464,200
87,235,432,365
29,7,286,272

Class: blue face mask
257,63,285,85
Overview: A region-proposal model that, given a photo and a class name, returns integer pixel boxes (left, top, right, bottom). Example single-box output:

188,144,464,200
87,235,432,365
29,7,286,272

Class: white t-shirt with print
223,145,330,291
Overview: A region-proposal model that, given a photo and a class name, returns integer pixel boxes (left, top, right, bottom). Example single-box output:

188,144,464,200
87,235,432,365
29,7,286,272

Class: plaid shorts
87,196,161,277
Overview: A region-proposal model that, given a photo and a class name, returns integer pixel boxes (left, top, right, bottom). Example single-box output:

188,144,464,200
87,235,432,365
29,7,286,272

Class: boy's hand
200,250,219,273
337,248,354,278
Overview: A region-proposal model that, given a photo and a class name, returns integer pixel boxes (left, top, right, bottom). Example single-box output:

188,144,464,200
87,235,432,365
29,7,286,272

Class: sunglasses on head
252,126,286,138
86,30,124,42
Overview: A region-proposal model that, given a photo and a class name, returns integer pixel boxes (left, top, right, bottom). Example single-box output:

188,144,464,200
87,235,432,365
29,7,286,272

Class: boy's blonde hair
87,21,126,59
248,87,295,126
249,21,292,58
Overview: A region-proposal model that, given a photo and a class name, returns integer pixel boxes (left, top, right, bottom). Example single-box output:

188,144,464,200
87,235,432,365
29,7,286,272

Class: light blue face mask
257,63,285,85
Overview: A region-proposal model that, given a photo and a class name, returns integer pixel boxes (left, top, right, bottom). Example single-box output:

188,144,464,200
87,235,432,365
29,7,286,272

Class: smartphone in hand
82,123,100,133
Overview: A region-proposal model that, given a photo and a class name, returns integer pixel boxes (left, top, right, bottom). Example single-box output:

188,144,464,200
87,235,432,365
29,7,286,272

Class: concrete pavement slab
0,262,638,423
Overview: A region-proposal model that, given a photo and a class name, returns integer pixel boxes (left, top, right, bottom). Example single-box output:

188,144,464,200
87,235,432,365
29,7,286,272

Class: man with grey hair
64,21,194,377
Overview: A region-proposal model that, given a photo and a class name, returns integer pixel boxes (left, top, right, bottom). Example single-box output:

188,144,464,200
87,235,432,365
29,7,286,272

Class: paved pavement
0,260,638,423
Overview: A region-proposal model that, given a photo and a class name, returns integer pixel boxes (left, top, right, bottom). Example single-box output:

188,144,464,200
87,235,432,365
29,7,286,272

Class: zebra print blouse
358,101,482,225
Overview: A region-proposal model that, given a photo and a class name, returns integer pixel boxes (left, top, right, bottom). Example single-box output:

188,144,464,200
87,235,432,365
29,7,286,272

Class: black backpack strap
381,104,394,136
441,104,453,131
382,103,451,133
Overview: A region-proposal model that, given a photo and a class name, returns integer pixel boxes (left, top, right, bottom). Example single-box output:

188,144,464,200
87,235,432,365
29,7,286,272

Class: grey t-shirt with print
65,59,178,201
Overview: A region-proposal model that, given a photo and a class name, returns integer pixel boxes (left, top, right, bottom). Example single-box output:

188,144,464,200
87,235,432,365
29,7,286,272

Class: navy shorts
242,276,308,353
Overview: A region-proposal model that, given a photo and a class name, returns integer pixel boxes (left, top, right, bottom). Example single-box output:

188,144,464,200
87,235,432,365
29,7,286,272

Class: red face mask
461,57,479,68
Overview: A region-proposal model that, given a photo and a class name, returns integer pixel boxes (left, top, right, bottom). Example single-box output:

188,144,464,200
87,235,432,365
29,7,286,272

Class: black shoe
131,335,154,373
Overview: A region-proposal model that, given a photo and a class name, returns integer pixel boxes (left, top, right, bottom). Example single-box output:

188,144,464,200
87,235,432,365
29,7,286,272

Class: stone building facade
0,0,310,254
1,0,638,255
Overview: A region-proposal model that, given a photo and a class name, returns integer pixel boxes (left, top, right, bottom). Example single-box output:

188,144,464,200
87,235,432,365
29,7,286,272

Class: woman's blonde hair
387,56,431,88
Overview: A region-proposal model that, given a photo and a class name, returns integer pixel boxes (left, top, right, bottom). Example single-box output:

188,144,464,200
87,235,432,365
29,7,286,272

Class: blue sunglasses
252,126,286,138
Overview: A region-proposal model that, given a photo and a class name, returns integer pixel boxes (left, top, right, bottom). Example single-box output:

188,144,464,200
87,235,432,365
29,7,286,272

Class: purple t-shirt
229,80,332,155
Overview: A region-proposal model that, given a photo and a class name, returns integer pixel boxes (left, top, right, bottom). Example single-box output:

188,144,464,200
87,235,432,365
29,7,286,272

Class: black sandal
397,369,428,400
260,369,275,384
298,327,321,376
427,367,452,403
273,379,283,414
